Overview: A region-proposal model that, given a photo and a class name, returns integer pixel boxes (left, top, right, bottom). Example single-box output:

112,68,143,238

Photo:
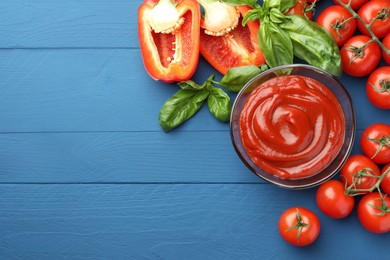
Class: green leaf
280,15,342,77
216,65,268,92
258,20,293,68
279,0,296,13
242,9,262,26
159,89,209,132
177,80,203,90
207,87,232,122
269,8,287,24
222,0,258,8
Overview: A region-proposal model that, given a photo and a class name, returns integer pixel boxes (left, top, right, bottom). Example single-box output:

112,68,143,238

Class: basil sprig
159,65,268,132
240,0,342,77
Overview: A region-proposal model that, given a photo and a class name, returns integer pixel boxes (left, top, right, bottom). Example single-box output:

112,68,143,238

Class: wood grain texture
1,184,389,259
0,0,138,48
0,49,388,133
0,130,366,183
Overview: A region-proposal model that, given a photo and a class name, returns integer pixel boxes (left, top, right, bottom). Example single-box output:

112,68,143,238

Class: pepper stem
148,0,184,34
197,0,240,36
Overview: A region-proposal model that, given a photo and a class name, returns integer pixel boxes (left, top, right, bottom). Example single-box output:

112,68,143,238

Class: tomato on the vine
360,123,390,165
382,34,390,66
366,66,390,109
316,180,354,219
340,154,380,192
286,0,313,20
357,0,390,39
316,5,356,46
333,0,368,10
278,207,320,247
380,163,390,195
340,35,381,77
358,192,390,233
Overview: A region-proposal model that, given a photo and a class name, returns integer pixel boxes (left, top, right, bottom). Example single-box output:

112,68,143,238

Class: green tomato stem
335,0,390,56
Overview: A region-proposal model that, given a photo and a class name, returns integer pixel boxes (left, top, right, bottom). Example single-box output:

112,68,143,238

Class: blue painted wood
0,130,368,183
0,0,139,48
0,49,388,133
0,184,389,259
0,0,390,258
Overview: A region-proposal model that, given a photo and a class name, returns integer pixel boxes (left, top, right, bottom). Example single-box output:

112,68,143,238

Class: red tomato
366,66,390,109
358,192,390,233
340,35,381,77
357,0,390,39
380,163,390,195
316,5,356,46
278,207,320,246
340,154,381,192
286,0,313,20
316,180,355,219
333,0,368,10
360,123,390,164
382,34,390,65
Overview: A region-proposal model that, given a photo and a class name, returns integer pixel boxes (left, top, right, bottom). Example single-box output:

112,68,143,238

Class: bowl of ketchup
230,64,355,189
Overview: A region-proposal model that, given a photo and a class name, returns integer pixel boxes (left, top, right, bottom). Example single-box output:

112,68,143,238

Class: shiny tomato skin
316,5,356,46
357,0,390,39
340,154,381,191
278,207,320,247
366,66,390,109
358,192,390,233
333,0,368,10
316,180,355,219
286,0,313,20
360,123,390,164
340,35,381,77
380,163,390,195
383,34,390,65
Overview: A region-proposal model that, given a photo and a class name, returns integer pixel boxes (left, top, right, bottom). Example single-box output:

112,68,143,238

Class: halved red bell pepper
198,3,266,75
138,0,200,83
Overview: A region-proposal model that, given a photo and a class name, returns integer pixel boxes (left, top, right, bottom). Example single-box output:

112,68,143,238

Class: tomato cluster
315,0,390,109
316,123,390,234
279,123,390,246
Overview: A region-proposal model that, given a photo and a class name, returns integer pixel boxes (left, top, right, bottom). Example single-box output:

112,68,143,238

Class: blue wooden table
1,0,390,259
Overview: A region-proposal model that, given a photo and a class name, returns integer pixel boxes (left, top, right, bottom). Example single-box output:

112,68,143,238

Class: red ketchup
239,75,345,179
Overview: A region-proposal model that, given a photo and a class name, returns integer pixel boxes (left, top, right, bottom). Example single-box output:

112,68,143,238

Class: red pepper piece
138,0,200,83
199,6,266,75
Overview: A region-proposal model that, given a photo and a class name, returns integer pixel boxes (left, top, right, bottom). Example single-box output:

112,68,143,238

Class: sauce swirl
239,75,345,179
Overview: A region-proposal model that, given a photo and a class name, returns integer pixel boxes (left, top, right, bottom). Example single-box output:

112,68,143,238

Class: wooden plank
0,0,139,48
0,184,389,259
0,130,367,183
0,49,388,133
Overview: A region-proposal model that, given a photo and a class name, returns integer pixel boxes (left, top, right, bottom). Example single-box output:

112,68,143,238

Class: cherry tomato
286,0,313,20
380,163,390,195
316,5,356,46
382,34,390,65
340,35,381,77
360,123,390,165
358,192,390,233
366,66,390,109
278,207,320,246
316,180,354,219
333,0,368,10
340,154,380,192
357,0,390,39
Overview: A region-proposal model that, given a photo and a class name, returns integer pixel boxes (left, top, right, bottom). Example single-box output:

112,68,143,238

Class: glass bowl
230,64,356,189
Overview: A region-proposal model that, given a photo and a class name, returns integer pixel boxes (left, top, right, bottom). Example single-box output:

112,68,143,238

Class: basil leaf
159,89,209,132
279,0,296,13
258,20,293,68
269,8,287,24
242,9,262,26
222,0,258,8
280,15,342,77
207,87,232,122
177,80,203,90
216,65,267,92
